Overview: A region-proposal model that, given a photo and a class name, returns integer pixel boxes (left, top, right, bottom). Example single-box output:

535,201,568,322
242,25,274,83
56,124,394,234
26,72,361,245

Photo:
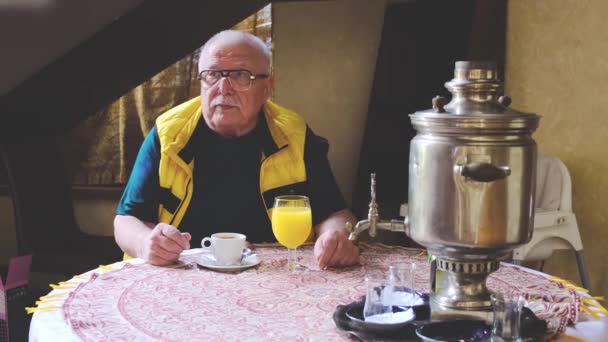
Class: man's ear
264,75,274,100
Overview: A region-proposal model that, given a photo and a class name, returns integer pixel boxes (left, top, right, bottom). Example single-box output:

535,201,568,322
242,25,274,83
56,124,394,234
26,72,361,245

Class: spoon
240,248,254,263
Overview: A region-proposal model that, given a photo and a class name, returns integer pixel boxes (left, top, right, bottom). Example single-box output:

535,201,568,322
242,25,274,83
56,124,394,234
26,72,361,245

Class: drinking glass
363,272,393,321
388,262,418,307
271,195,312,271
491,293,526,341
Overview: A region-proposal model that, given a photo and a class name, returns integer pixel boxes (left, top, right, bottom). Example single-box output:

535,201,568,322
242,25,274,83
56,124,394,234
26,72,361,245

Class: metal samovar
348,61,540,321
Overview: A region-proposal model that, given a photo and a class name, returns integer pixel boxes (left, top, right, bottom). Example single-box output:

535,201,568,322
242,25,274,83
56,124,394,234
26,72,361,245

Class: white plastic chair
512,155,591,290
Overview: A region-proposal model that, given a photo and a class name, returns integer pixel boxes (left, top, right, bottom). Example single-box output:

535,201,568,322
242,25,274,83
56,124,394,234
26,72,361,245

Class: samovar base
430,258,500,324
430,298,493,323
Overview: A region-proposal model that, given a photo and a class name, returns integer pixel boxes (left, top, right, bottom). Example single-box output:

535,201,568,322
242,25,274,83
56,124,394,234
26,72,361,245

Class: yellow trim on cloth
25,264,119,314
549,276,608,319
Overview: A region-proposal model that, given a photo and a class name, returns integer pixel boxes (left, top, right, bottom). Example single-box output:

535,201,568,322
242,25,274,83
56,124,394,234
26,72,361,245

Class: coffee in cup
201,232,246,266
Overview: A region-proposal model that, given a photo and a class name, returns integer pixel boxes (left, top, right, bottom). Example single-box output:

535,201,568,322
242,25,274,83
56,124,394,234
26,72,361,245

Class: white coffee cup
201,232,246,266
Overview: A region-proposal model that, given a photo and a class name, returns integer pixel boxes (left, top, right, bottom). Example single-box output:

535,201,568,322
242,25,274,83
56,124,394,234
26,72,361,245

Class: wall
506,0,608,296
0,0,143,95
273,0,387,205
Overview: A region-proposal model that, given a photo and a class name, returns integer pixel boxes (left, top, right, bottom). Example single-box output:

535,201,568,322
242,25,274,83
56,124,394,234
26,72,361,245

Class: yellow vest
155,96,307,227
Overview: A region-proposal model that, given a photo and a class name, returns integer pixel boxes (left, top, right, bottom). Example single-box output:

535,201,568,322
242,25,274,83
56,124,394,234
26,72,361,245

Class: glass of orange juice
271,195,312,271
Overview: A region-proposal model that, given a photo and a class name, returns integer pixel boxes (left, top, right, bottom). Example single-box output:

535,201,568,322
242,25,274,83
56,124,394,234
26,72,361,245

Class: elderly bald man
114,30,359,269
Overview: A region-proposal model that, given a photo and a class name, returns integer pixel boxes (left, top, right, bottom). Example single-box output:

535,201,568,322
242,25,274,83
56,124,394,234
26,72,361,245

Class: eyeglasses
198,69,270,91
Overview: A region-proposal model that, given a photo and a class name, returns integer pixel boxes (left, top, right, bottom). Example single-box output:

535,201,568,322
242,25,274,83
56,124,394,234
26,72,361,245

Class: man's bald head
199,30,271,73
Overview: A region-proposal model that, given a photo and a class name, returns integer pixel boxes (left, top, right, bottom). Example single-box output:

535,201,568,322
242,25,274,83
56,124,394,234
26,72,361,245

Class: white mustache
210,95,241,109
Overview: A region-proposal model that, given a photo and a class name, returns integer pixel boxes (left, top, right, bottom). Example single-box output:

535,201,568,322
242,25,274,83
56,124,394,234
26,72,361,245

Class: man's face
199,42,273,138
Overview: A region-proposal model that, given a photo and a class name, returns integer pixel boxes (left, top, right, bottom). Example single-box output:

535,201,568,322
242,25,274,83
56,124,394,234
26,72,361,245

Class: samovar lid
410,61,540,134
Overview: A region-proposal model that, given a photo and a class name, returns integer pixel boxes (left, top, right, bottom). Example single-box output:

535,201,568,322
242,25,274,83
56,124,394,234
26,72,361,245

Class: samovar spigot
348,173,406,241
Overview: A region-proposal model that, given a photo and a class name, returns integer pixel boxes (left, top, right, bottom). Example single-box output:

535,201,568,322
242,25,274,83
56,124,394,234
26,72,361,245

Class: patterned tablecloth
30,244,599,341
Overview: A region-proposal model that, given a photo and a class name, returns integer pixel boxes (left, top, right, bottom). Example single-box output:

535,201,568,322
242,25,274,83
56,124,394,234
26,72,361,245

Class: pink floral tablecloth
34,244,587,341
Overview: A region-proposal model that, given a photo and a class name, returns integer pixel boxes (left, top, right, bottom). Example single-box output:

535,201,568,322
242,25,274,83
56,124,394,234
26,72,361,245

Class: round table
29,244,606,341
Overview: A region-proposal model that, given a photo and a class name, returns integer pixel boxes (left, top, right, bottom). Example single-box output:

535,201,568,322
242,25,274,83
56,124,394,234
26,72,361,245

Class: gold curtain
64,5,272,187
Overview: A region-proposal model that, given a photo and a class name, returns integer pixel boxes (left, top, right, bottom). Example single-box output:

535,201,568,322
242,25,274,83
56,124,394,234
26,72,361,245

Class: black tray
333,295,547,342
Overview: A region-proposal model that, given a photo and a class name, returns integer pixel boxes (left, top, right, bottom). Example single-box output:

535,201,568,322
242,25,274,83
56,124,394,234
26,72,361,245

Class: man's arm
114,215,154,258
313,208,359,269
114,215,191,265
113,127,190,266
302,127,359,269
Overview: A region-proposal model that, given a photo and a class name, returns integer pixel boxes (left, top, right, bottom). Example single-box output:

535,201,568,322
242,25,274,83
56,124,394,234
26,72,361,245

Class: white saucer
197,254,261,272
364,307,415,325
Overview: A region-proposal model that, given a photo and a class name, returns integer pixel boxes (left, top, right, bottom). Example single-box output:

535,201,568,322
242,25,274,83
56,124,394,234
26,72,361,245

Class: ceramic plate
197,254,261,272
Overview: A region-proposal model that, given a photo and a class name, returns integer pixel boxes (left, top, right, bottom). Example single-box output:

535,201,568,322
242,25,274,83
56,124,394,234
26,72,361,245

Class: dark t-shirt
116,114,347,244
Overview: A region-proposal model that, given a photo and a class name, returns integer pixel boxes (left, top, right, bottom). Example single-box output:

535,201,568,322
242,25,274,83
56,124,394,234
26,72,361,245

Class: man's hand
314,228,359,269
140,223,191,266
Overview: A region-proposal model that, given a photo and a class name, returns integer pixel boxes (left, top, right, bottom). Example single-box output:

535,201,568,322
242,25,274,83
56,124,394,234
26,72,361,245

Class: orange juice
271,206,312,249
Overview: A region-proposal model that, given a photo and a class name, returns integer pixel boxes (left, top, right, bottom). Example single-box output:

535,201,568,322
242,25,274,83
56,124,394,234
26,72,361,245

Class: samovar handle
455,162,511,182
